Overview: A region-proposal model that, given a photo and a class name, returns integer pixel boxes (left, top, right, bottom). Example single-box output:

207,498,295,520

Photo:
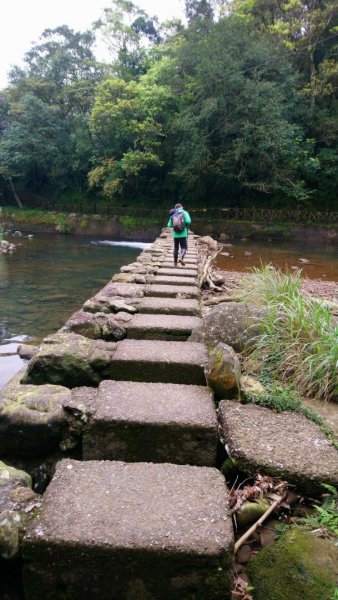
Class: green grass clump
240,265,338,402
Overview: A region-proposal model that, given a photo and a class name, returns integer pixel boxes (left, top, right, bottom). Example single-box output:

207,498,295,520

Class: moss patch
247,527,338,600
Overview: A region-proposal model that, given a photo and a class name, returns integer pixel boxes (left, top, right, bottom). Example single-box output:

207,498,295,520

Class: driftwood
203,294,243,305
234,493,286,553
197,245,223,290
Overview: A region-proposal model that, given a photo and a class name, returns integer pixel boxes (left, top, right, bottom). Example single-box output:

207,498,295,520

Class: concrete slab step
158,268,198,277
110,339,207,385
126,313,201,341
83,380,217,465
218,401,338,496
151,275,198,286
161,260,197,269
145,284,200,299
165,255,197,261
134,296,200,316
23,460,234,600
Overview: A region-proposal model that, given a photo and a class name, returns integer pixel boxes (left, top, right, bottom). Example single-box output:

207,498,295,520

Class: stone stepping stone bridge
17,230,234,599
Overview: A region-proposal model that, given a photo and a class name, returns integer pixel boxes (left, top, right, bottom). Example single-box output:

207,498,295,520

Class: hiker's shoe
179,258,185,266
174,261,177,267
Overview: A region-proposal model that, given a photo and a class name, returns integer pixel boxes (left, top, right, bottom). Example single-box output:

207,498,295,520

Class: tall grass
240,265,338,402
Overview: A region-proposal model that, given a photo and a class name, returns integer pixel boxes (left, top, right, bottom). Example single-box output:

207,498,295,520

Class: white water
91,241,153,250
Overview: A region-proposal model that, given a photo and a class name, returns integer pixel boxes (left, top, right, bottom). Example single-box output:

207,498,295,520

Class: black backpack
172,211,185,233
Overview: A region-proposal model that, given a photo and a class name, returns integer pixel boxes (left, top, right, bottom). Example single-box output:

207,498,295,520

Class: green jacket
167,209,191,238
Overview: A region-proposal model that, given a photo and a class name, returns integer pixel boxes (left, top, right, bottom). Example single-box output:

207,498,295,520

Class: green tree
88,75,169,199
167,16,311,203
2,26,103,201
94,0,161,80
0,94,70,201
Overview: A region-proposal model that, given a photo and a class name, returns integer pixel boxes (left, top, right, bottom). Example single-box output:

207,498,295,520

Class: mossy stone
247,527,338,600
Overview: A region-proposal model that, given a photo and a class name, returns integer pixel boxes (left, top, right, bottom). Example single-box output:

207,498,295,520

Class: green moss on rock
247,527,338,600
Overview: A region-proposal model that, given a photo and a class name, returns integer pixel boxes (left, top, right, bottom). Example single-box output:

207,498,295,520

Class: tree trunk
9,178,23,209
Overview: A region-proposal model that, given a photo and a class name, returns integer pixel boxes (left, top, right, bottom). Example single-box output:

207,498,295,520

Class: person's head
175,203,183,210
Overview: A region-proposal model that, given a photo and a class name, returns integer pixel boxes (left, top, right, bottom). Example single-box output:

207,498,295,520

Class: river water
0,234,149,387
0,233,337,388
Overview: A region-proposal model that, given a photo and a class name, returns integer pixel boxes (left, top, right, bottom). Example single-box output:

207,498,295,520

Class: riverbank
210,268,338,304
2,207,338,244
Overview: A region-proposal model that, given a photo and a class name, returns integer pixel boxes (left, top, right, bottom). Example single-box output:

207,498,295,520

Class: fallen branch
198,247,223,289
204,294,243,305
234,493,286,553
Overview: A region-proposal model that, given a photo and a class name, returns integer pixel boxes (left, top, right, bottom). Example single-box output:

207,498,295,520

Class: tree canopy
0,0,337,209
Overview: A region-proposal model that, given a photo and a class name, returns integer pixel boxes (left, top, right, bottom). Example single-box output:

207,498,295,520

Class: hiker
167,203,191,266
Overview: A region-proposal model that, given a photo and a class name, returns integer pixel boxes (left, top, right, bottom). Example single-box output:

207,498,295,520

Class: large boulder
218,401,338,495
190,302,265,352
0,461,40,559
63,310,132,341
198,236,218,252
112,273,147,284
21,333,117,388
247,527,338,600
0,372,70,456
205,343,241,401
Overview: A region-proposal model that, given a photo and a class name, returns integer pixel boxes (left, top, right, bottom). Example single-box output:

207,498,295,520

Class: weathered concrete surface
158,268,198,278
190,302,266,352
161,258,197,268
145,284,200,299
83,380,217,465
83,282,145,313
23,460,234,600
0,372,70,456
21,333,117,388
126,313,201,341
218,401,338,495
62,310,132,340
150,275,198,287
135,296,200,316
110,339,207,385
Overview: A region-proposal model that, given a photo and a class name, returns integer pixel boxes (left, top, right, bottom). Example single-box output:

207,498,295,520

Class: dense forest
0,0,337,211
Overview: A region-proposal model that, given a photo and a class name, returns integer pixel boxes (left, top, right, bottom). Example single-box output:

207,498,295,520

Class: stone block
150,275,198,287
110,340,207,385
126,313,201,341
135,297,200,316
157,268,198,278
83,380,217,465
23,460,234,599
145,284,200,299
218,401,338,495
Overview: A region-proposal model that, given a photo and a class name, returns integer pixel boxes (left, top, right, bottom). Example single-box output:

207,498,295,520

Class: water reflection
216,239,338,281
0,234,142,344
0,255,8,288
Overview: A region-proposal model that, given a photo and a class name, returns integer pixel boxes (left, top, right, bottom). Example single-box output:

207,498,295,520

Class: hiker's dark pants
173,237,188,263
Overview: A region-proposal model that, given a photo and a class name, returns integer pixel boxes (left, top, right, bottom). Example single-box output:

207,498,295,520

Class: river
0,233,337,388
0,234,149,387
